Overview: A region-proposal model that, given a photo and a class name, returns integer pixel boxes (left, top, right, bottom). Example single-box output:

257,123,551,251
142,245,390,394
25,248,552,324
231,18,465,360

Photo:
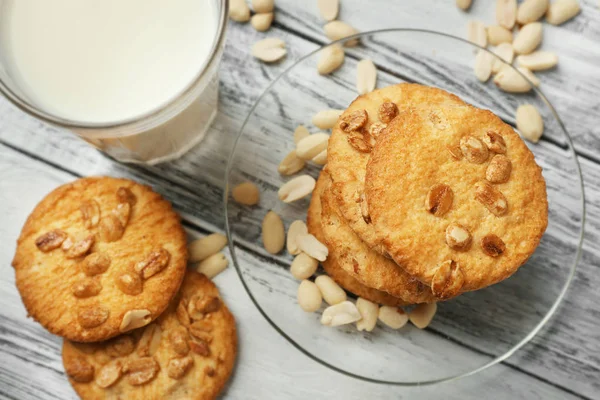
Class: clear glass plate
224,30,585,385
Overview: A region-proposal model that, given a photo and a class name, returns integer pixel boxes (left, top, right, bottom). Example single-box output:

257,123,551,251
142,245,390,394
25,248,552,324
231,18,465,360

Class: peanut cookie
317,171,436,304
63,270,236,400
12,177,187,342
365,102,548,297
327,83,466,254
307,170,408,307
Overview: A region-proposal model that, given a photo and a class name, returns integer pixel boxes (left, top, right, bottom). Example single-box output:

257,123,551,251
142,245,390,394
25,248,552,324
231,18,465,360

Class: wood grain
272,0,600,161
0,143,590,400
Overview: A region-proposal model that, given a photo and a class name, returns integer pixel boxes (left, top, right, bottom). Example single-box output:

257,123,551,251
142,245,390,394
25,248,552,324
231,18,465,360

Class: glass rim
223,28,587,386
0,0,229,132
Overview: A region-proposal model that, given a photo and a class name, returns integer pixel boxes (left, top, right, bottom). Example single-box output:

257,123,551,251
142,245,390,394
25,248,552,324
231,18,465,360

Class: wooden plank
270,0,600,159
0,145,587,400
0,23,588,225
0,132,598,395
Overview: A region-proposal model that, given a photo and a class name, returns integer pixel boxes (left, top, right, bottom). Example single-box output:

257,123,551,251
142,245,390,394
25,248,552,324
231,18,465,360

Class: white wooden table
1,1,599,399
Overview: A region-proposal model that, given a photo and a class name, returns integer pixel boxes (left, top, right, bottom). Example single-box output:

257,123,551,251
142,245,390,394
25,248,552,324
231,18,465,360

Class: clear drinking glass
0,0,228,165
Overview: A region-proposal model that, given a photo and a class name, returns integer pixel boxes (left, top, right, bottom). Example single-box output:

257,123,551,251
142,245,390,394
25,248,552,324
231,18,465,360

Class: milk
0,0,218,124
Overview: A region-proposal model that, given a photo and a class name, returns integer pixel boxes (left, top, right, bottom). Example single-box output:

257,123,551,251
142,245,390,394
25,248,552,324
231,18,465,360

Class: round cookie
327,83,466,255
365,102,548,298
12,176,188,342
62,270,237,400
307,171,408,307
318,171,436,304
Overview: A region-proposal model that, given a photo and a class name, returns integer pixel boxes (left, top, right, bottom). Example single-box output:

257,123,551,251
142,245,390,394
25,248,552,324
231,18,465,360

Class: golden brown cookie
318,170,436,304
365,102,548,297
62,270,237,400
12,177,187,342
327,83,466,255
307,170,408,307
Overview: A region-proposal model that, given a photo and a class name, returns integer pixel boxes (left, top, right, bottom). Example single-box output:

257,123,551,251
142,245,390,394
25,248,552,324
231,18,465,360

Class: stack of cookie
12,177,237,399
308,83,548,319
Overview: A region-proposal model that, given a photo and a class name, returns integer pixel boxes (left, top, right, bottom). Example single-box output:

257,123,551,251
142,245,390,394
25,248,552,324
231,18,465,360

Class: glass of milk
0,0,228,164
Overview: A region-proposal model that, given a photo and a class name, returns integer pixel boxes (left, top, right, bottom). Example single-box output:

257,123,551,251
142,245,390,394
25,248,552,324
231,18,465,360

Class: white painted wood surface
0,1,599,399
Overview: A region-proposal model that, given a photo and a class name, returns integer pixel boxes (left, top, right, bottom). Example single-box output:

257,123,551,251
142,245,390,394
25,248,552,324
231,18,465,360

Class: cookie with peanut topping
327,83,466,255
316,170,436,304
12,176,187,342
307,170,412,306
63,270,237,400
364,103,548,297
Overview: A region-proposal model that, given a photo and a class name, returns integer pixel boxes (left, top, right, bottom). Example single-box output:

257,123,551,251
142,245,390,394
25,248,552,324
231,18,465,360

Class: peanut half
278,175,316,203
460,135,489,163
252,38,287,63
317,0,340,21
425,183,454,217
324,21,359,47
290,253,319,280
35,230,67,252
82,252,111,276
296,133,329,160
378,102,398,124
252,0,274,13
286,220,308,255
494,65,532,93
378,306,409,329
409,303,437,329
481,234,507,257
487,25,513,46
229,0,251,22
356,298,379,332
80,199,101,228
445,223,472,251
296,233,329,262
475,181,508,216
312,109,344,130
356,59,377,95
486,154,513,183
278,150,306,175
474,50,494,82
456,0,472,11
483,131,507,154
516,104,544,142
65,356,95,383
517,0,549,24
546,0,581,25
232,182,260,206
513,22,543,55
188,233,228,263
297,280,323,312
340,109,368,132
321,301,362,327
315,275,346,305
317,44,345,75
251,13,274,32
196,253,229,279
95,361,122,388
262,211,285,254
516,51,558,71
120,309,152,332
431,260,464,299
496,0,517,29
467,20,487,48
